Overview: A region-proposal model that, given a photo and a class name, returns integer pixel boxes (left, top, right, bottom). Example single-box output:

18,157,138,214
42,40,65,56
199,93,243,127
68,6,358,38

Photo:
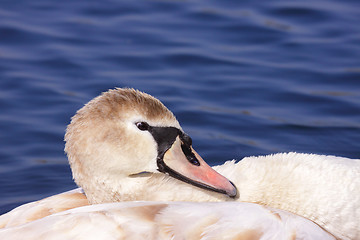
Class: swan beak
160,137,237,198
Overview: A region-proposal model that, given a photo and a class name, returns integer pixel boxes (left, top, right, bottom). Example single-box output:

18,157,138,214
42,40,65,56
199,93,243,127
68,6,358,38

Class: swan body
0,88,358,239
0,197,335,240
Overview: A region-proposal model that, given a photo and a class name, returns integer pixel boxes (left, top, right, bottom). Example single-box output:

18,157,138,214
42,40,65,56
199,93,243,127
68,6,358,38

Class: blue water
0,0,359,215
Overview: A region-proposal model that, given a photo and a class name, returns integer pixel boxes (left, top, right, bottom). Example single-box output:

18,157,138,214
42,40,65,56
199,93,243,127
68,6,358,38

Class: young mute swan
0,88,358,240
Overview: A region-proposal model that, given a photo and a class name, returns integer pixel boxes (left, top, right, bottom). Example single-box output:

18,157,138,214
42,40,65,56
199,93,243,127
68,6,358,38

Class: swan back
214,152,360,240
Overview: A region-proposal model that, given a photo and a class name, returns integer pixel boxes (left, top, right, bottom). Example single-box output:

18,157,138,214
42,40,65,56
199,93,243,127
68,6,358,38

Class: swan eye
136,122,150,131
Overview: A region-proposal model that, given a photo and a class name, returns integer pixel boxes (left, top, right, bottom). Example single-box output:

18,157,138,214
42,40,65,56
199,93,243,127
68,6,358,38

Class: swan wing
0,201,334,240
0,188,88,229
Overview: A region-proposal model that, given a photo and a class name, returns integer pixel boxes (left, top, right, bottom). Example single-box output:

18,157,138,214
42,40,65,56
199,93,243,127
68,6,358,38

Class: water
0,0,359,214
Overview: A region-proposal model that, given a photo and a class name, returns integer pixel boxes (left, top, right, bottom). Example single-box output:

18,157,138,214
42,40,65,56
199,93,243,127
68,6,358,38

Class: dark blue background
0,0,359,214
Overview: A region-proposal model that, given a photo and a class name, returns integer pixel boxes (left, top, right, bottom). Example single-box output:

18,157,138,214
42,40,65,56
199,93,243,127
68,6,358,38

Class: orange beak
160,137,237,198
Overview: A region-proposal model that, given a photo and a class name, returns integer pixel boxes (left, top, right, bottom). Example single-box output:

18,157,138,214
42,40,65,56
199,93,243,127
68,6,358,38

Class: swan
0,88,358,240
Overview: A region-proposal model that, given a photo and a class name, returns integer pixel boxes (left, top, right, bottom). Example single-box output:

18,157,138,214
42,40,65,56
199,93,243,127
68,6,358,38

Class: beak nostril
189,157,200,166
181,143,200,166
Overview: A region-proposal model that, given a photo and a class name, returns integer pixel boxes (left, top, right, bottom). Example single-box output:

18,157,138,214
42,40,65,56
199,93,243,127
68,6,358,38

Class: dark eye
136,122,150,131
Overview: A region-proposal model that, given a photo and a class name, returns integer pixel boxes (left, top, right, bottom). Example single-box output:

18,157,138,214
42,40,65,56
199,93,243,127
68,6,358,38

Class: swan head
65,88,237,202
